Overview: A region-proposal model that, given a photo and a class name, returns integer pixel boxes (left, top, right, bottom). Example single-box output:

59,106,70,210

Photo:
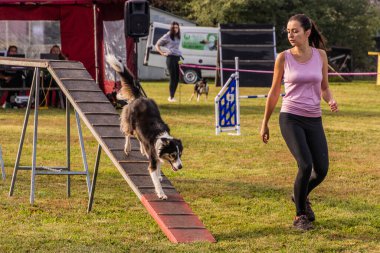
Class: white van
144,22,218,83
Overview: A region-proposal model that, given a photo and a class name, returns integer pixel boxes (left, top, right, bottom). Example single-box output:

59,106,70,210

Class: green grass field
0,81,379,252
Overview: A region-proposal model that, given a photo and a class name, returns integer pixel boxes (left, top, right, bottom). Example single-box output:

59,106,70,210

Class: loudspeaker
124,0,150,38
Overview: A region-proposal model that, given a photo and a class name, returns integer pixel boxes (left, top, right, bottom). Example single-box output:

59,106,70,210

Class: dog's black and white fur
189,78,209,102
106,55,183,200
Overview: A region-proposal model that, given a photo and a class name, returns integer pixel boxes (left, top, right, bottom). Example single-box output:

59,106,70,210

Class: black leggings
166,55,180,98
279,112,329,216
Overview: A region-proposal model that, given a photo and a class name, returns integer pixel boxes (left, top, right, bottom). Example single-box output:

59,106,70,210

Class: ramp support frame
8,67,92,205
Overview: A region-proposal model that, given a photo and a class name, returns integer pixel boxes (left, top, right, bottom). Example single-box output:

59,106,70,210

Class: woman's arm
319,49,338,112
260,52,285,143
155,34,169,56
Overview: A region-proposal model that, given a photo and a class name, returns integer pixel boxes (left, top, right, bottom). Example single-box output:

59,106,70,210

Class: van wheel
183,69,199,84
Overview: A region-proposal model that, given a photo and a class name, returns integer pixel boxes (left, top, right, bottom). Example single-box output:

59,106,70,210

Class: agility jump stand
215,57,241,135
215,57,285,135
8,67,91,204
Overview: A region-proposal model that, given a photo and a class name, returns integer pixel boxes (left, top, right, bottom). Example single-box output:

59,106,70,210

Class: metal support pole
87,144,101,213
9,68,37,196
235,57,241,135
75,112,91,194
30,67,40,205
66,97,71,197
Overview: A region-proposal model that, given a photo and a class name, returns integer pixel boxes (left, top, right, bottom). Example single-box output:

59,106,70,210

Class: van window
182,32,218,51
153,27,169,45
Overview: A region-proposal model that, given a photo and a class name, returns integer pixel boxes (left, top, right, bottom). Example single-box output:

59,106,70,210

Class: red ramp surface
141,194,216,243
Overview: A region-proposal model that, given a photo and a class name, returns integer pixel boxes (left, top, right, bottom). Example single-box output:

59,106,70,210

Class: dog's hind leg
124,135,132,155
197,93,200,102
189,93,195,101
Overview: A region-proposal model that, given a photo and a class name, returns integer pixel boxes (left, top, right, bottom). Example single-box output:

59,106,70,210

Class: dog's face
157,138,183,171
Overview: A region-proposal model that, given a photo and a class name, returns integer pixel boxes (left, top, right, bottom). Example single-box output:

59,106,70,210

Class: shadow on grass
175,178,288,200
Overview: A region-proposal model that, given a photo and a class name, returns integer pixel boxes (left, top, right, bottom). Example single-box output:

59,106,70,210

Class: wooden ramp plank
86,115,120,125
49,61,85,69
53,69,93,80
61,80,99,90
141,194,216,243
46,61,215,243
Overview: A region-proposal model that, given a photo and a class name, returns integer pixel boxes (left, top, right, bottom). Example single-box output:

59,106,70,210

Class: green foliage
153,0,380,70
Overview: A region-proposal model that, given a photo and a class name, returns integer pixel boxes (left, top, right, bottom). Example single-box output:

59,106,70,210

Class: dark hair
7,45,17,54
50,44,68,60
169,21,180,41
50,44,60,54
288,14,327,50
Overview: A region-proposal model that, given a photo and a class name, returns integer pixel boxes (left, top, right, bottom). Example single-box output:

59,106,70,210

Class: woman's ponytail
309,19,327,50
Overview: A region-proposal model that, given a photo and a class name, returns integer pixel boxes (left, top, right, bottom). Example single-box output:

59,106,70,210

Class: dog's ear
174,139,183,152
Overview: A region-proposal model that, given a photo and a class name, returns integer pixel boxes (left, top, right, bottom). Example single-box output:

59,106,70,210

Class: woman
50,44,68,60
155,21,181,102
260,14,338,230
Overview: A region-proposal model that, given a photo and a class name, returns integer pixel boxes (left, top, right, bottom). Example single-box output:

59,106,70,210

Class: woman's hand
260,122,270,144
161,52,169,57
328,100,338,112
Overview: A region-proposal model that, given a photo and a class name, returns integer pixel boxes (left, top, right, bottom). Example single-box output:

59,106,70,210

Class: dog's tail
106,54,146,101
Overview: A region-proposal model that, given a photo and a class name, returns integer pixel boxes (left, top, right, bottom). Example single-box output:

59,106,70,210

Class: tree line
150,0,380,71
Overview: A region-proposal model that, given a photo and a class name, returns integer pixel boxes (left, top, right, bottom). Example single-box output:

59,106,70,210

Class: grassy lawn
0,80,379,252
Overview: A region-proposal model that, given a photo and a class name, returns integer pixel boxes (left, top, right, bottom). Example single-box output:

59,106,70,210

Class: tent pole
134,38,139,80
93,3,99,85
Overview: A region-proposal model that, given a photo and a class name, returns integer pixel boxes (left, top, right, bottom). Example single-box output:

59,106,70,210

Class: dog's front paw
157,191,167,200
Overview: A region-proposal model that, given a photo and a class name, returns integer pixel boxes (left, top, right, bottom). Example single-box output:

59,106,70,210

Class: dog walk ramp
0,57,215,243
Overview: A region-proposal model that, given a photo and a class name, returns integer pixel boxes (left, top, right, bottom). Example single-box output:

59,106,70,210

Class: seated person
39,45,67,108
50,45,68,60
0,45,24,108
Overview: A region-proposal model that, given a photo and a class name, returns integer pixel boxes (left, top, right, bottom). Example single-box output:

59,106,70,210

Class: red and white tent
0,0,135,93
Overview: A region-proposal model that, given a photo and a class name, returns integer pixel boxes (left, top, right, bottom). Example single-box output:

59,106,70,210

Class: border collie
189,78,209,102
106,55,183,200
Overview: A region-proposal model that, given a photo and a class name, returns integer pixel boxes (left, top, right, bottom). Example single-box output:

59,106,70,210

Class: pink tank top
281,47,323,117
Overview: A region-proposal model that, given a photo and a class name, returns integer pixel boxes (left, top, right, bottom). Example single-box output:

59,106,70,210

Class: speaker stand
134,37,139,80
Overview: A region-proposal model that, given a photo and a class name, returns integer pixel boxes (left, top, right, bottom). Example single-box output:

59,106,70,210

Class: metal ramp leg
66,97,71,197
30,67,40,204
75,112,91,193
9,68,38,196
87,144,101,213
